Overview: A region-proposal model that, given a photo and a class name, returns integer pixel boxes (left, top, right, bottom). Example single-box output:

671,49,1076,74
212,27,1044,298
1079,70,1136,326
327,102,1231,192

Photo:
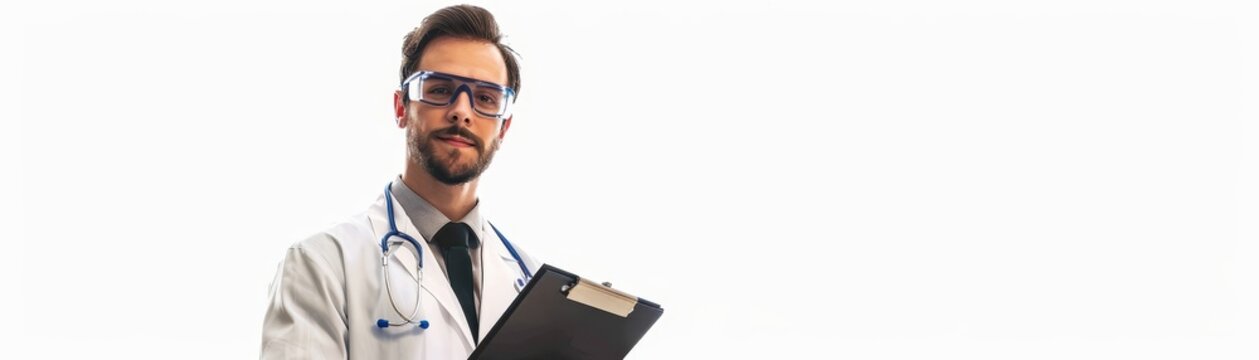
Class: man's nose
446,88,474,126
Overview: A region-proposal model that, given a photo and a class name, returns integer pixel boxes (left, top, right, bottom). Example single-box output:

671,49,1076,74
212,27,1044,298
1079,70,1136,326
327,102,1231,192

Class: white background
4,0,1258,358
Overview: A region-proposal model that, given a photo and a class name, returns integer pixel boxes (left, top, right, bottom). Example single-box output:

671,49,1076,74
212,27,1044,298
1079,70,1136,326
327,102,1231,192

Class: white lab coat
261,191,539,359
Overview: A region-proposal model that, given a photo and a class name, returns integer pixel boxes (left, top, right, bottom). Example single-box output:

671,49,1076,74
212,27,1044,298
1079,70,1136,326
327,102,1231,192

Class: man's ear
394,90,407,128
498,116,512,140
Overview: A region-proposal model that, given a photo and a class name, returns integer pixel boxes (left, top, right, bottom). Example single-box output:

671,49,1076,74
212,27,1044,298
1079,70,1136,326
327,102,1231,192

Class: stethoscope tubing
377,183,532,329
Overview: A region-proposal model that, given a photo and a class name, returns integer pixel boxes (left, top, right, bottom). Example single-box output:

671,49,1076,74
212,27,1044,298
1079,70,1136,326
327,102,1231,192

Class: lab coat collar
477,219,519,341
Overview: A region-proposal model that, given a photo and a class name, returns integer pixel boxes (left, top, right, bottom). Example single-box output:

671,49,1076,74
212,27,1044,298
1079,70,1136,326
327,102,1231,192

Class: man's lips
437,135,476,147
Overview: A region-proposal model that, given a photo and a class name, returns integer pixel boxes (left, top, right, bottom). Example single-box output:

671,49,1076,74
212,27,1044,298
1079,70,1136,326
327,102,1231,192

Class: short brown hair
399,5,521,97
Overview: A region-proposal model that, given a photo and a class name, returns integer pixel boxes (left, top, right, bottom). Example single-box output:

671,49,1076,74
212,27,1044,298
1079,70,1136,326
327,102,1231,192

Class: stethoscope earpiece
377,318,430,330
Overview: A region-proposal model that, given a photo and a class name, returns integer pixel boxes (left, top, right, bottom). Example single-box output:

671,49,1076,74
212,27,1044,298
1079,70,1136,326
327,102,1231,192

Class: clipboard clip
561,277,639,318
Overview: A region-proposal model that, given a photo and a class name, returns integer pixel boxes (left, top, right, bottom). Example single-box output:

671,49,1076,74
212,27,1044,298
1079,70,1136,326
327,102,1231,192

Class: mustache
429,126,484,148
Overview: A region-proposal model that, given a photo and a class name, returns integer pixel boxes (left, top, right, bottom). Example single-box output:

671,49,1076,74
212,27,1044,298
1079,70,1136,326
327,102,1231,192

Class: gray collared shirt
390,176,484,315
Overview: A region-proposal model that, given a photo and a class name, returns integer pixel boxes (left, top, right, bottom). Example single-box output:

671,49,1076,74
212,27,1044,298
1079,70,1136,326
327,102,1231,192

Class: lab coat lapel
478,220,519,341
369,193,477,350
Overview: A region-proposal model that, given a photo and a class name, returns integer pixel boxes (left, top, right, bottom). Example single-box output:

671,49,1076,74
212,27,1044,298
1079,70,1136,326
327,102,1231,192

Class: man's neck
401,165,479,221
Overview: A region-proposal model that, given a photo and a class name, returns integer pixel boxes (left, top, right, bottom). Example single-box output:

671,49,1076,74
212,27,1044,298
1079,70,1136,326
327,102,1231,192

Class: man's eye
477,94,499,105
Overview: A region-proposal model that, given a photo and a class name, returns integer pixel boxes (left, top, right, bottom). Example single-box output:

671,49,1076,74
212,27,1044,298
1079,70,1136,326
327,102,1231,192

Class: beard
408,124,501,185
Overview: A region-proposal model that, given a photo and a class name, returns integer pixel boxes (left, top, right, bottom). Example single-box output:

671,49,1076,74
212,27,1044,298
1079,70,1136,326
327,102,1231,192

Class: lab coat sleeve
260,233,348,360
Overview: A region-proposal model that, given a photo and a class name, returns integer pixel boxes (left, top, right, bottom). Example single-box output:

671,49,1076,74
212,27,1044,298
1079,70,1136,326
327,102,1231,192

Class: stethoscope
376,184,533,330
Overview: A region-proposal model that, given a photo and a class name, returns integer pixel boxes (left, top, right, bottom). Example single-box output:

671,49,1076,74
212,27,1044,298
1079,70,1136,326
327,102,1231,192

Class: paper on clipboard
565,277,638,317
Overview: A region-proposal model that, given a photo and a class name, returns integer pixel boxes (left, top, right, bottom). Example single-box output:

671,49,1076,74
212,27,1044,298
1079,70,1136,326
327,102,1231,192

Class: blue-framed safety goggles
402,71,516,119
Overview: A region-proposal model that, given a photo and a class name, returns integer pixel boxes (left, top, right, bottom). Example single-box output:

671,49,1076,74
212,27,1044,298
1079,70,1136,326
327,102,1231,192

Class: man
260,5,539,358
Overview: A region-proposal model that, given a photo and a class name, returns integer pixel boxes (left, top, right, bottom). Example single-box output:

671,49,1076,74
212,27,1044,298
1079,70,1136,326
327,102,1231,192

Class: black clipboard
469,264,664,360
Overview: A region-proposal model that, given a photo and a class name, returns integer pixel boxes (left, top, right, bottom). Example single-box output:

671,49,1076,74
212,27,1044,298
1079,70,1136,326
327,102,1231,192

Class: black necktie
434,222,479,343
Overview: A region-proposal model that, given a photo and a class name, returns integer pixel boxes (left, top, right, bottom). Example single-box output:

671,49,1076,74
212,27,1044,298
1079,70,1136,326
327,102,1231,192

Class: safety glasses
402,71,516,119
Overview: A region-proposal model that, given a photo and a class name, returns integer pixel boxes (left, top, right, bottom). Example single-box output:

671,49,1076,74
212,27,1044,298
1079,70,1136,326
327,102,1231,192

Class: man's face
395,36,513,185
